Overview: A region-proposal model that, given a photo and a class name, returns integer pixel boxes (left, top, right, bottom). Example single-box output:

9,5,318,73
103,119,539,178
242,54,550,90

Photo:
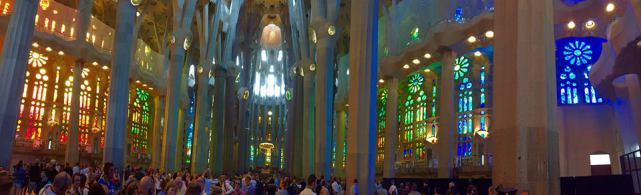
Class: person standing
349,179,358,195
71,173,89,195
300,175,317,195
388,180,398,195
11,161,26,195
28,161,42,194
97,162,120,195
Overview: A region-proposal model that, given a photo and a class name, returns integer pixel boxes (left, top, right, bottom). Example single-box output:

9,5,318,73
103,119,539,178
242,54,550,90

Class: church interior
1,0,641,194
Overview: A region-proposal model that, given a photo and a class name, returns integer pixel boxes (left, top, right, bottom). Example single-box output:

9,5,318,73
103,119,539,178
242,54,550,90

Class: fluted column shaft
103,0,136,169
302,68,316,177
437,51,456,178
335,110,347,177
345,0,378,194
151,96,165,168
383,78,398,178
211,67,227,175
0,0,39,168
315,34,337,180
492,0,559,193
65,61,83,164
192,65,212,173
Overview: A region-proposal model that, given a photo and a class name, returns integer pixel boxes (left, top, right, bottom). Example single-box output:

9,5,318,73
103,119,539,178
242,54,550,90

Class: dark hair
186,181,203,195
73,173,87,187
87,182,107,195
307,174,317,187
103,162,114,173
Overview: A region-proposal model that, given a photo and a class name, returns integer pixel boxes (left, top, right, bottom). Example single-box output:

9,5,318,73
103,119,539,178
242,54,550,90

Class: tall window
128,88,153,160
453,50,493,161
399,74,434,161
18,48,109,152
454,56,474,157
556,37,606,105
376,89,388,166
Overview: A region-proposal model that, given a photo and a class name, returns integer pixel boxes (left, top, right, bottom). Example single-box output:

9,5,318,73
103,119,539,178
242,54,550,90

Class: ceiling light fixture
467,36,477,43
485,31,494,39
606,3,615,13
567,21,576,30
412,59,421,65
585,20,596,29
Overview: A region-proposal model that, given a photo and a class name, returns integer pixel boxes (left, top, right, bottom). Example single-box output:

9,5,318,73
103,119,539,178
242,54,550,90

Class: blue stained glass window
556,37,606,105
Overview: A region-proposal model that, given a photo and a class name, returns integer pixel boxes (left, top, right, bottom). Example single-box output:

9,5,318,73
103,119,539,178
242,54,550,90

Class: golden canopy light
260,24,282,49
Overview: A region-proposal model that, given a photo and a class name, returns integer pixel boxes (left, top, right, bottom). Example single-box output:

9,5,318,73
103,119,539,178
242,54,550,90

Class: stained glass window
399,73,434,162
128,88,153,160
17,48,109,153
454,52,493,159
376,89,388,166
556,37,606,105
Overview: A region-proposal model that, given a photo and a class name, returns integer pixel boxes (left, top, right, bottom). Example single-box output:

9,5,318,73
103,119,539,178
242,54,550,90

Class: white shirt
222,180,234,195
388,185,397,195
300,188,317,195
332,181,341,193
72,166,80,174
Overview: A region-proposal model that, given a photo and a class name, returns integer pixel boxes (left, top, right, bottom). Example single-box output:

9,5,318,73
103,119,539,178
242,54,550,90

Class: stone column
335,110,347,177
161,31,188,171
492,0,559,194
383,77,398,178
223,70,237,173
0,0,39,167
192,65,212,173
151,96,165,168
103,0,136,169
437,50,456,178
302,66,316,177
315,28,337,180
345,0,378,194
211,66,227,175
65,61,83,164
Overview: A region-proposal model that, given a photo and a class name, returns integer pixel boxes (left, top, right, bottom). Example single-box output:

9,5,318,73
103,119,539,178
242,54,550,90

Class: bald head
138,176,154,195
53,172,72,194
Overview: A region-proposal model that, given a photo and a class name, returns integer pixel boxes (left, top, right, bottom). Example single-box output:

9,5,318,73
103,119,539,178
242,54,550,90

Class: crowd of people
1,159,479,195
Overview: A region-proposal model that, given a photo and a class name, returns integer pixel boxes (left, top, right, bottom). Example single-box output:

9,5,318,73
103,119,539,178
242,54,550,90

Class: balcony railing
0,0,162,78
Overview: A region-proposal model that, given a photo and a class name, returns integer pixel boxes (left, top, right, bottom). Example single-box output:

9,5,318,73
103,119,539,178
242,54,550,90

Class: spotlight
92,61,98,66
58,51,64,56
606,3,615,13
467,36,477,43
403,64,410,69
379,79,385,83
412,59,421,65
474,51,482,57
567,21,576,30
485,31,494,39
424,69,431,73
424,53,432,59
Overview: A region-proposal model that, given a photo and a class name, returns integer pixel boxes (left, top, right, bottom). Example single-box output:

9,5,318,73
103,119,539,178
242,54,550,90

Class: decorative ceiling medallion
131,0,143,6
328,25,336,36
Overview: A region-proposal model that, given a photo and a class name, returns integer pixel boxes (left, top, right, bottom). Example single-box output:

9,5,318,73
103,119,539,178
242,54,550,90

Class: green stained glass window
128,88,153,161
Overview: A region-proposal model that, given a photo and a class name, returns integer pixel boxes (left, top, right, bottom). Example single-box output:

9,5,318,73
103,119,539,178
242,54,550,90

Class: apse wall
557,104,622,176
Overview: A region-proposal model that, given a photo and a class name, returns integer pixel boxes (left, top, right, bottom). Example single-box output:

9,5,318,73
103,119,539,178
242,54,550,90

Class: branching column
0,0,39,167
161,0,197,171
346,0,378,193
103,0,137,169
211,66,227,175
